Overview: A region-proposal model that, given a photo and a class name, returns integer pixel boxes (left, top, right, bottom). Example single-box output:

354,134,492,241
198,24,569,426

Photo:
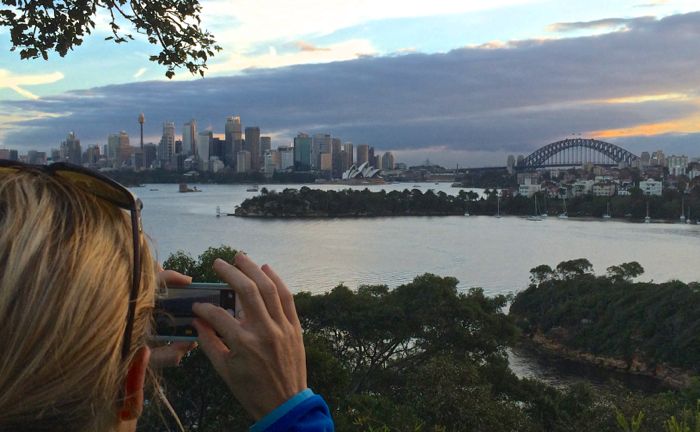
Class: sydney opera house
341,162,382,181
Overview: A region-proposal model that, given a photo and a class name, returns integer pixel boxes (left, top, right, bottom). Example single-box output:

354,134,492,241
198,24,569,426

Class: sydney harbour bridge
515,138,639,171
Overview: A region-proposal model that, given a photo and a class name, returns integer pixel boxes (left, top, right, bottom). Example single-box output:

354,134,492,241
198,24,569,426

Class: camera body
153,283,235,341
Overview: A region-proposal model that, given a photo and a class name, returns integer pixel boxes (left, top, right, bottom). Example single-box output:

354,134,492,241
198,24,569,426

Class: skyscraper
312,133,331,170
198,130,213,170
116,131,131,166
357,144,369,166
158,121,176,162
344,142,353,167
183,119,197,156
382,152,395,170
225,116,242,167
61,132,82,164
368,146,375,167
293,133,312,171
331,138,343,179
244,127,261,171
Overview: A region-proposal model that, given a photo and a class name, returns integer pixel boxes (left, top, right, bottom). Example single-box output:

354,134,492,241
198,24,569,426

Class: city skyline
2,2,700,166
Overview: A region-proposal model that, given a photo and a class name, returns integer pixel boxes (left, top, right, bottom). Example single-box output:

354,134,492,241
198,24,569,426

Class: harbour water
136,182,700,388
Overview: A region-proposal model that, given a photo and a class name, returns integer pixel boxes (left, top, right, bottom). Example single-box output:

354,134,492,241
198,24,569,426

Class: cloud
133,68,147,78
3,12,700,166
295,41,331,52
547,16,655,33
0,70,65,100
635,0,670,7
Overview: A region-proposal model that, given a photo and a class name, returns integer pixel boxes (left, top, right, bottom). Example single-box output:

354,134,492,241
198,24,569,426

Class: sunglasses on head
0,160,143,360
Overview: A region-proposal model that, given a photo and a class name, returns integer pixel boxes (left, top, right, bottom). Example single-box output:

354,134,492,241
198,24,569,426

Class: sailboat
495,194,502,218
558,195,569,219
216,206,221,218
603,201,612,219
527,195,543,221
644,201,651,223
680,197,686,223
686,207,692,224
541,194,548,217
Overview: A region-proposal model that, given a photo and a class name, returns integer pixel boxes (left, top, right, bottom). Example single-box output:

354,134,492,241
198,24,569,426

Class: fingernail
192,302,202,313
234,251,246,264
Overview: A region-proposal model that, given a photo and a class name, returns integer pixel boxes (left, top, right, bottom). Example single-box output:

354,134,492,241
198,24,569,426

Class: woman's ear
119,346,151,422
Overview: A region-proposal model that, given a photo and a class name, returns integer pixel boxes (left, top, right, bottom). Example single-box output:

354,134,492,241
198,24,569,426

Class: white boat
603,202,611,219
528,195,542,221
216,206,221,218
246,185,259,192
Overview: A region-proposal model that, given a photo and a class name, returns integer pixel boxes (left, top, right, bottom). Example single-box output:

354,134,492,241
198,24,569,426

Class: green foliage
0,0,221,78
511,260,700,370
161,246,237,282
148,249,700,431
236,187,469,217
616,410,645,432
607,262,646,282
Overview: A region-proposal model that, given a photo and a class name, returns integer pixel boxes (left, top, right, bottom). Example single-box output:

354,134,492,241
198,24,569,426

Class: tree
556,258,593,279
607,262,645,282
0,0,221,78
529,264,555,285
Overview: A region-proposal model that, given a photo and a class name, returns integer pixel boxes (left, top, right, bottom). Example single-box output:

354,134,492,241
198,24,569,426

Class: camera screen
154,285,235,340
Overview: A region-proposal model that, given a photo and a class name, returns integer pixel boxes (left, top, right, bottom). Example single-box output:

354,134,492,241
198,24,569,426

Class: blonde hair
0,170,157,431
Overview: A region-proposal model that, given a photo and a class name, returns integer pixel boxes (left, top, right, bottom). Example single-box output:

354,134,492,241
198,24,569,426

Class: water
136,182,700,296
134,182,700,387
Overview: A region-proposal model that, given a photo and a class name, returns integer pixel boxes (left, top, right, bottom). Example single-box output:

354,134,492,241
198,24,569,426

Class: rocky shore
525,330,694,389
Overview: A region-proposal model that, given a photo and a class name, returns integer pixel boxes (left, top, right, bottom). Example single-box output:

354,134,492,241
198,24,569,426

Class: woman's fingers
157,269,192,286
261,264,300,327
192,318,230,370
150,341,197,368
213,258,270,323
233,253,286,324
192,302,242,348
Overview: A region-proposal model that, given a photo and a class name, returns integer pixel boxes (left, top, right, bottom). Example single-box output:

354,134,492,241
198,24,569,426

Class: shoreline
520,331,696,390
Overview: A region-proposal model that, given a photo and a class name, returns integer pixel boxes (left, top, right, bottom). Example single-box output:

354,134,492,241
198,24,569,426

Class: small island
234,187,468,217
510,259,700,389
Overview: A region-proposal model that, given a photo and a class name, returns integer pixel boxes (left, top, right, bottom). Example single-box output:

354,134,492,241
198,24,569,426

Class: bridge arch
518,138,639,169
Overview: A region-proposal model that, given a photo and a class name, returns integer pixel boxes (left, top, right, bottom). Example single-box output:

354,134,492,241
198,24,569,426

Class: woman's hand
150,269,197,369
192,253,307,420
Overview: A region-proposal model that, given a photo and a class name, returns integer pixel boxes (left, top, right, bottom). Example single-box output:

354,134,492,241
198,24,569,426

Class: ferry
246,185,259,192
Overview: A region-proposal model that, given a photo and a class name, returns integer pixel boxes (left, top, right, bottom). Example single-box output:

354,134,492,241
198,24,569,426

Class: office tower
211,137,224,160
236,150,251,173
382,151,395,170
158,121,176,162
293,133,312,171
344,142,353,167
651,150,666,167
264,150,280,177
183,119,197,156
278,146,294,171
261,136,271,154
0,149,10,160
116,131,131,166
84,145,101,165
357,144,369,166
198,130,213,169
368,146,375,167
320,153,332,172
374,153,382,169
312,133,331,170
244,127,261,171
225,116,242,167
138,112,145,150
331,138,343,178
641,152,651,167
61,131,82,164
143,143,157,168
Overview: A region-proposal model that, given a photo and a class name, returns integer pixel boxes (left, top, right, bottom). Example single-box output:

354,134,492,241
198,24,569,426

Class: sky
1,0,700,167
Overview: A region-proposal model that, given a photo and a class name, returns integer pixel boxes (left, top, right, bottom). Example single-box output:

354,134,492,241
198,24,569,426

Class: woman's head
0,169,157,431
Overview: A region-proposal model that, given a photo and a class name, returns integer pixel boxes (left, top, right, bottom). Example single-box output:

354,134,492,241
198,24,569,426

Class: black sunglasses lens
54,170,134,209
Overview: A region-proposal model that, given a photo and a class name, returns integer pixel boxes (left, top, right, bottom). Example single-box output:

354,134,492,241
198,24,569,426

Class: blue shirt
250,389,334,432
